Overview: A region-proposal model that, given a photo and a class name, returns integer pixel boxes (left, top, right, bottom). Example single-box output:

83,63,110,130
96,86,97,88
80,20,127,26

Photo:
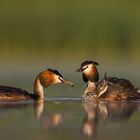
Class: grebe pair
0,61,139,101
0,69,73,101
77,60,140,100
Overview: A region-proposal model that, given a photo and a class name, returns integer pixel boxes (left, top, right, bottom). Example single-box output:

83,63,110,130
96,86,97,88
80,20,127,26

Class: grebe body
0,69,73,102
94,75,140,100
0,85,35,101
77,60,140,100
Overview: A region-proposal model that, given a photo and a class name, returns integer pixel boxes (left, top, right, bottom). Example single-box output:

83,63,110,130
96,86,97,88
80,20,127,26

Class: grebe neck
84,81,96,97
34,77,44,100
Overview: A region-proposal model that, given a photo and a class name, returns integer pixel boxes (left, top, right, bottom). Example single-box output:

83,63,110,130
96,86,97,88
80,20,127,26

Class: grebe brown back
0,69,74,102
93,73,140,100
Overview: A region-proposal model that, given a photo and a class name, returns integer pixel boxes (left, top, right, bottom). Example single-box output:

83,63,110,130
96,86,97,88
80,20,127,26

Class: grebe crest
36,68,74,87
77,60,99,83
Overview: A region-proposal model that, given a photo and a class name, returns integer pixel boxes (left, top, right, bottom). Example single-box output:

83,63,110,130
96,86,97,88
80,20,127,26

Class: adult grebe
77,60,140,100
76,60,99,97
0,69,74,101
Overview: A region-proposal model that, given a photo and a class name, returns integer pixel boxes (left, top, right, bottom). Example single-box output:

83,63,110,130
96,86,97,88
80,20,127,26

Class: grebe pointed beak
60,78,74,87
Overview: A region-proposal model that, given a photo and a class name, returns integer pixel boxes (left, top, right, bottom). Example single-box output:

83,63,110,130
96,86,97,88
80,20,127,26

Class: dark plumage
105,77,134,88
83,74,88,82
95,75,140,100
0,85,36,101
80,60,99,68
47,68,63,78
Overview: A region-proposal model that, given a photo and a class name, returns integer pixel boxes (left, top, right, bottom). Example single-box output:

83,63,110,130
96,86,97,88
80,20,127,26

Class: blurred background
0,0,140,96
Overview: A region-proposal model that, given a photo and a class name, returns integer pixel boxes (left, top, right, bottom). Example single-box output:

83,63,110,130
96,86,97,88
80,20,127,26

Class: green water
0,99,140,140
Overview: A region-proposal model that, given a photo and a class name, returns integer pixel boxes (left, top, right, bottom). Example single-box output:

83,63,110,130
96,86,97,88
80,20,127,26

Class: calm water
0,98,140,140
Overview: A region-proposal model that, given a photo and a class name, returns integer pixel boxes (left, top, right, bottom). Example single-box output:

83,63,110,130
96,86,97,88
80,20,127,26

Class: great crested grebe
77,60,140,100
0,69,74,101
76,60,99,97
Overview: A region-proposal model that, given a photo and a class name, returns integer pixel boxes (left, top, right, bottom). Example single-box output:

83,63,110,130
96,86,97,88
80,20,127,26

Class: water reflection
33,99,139,138
34,101,62,130
0,100,63,132
82,100,138,138
0,102,31,111
0,99,139,140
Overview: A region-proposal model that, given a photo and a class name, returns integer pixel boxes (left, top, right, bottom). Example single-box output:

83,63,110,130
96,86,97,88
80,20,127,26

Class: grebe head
39,69,74,87
76,60,99,82
34,68,74,99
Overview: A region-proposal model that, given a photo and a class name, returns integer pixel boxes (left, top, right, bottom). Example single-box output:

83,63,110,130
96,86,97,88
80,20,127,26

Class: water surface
0,98,140,140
